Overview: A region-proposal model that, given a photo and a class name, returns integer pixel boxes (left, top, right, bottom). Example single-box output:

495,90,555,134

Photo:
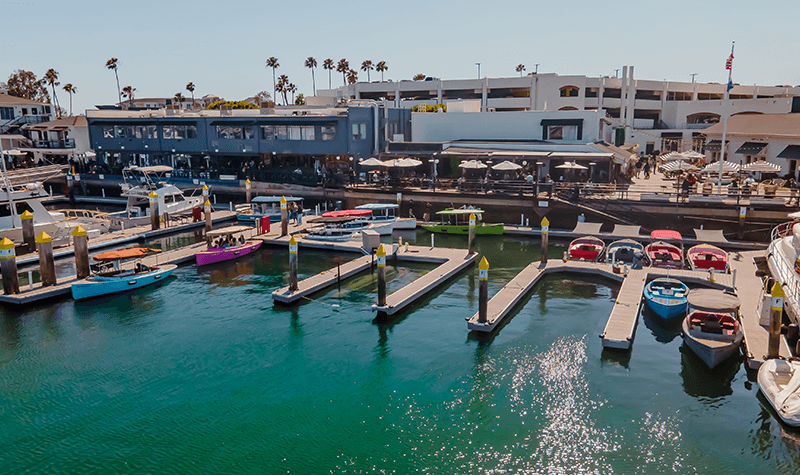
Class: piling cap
289,236,297,246
148,190,158,199
20,210,33,220
0,237,14,250
35,232,52,244
204,199,212,208
771,281,786,298
376,244,386,257
541,217,550,227
71,225,87,237
479,256,489,269
280,196,287,204
202,184,209,191
245,178,251,185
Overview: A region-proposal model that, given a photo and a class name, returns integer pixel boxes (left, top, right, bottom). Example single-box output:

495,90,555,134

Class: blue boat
72,264,177,300
644,277,689,321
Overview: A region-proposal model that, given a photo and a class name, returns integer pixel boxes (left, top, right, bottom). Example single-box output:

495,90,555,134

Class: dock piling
289,236,298,292
738,206,747,240
377,245,386,307
246,178,252,203
149,191,159,230
0,238,19,294
36,232,56,287
27,270,33,290
541,217,549,264
72,226,90,279
431,234,435,249
732,269,737,288
468,213,476,255
280,196,288,237
768,282,785,359
21,210,35,253
204,199,212,233
478,257,489,323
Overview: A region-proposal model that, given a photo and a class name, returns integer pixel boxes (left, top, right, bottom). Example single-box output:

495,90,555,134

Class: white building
0,93,55,135
19,115,92,163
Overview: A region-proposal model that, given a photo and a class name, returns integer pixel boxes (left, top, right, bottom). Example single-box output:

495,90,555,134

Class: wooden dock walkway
272,254,375,303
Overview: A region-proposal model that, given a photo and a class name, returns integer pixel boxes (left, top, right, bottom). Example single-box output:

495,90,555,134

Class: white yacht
767,214,800,326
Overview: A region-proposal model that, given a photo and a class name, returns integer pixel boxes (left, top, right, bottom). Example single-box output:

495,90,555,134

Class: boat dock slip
601,269,646,349
272,254,375,303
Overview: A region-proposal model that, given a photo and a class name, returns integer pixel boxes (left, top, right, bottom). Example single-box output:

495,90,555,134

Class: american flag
725,54,734,70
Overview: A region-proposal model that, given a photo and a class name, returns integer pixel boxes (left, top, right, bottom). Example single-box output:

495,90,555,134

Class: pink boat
196,225,262,266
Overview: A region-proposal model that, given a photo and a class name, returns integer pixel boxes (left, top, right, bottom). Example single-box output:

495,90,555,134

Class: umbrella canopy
661,161,699,173
742,160,782,173
359,157,384,167
701,161,740,174
382,158,422,168
663,152,689,162
682,150,705,159
491,160,523,171
458,159,488,169
555,161,588,170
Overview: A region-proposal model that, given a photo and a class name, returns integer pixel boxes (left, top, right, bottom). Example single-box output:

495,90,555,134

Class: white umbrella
491,160,522,171
360,157,384,167
555,161,588,170
458,159,488,169
382,158,422,168
661,161,699,173
742,160,782,173
701,161,740,174
663,152,689,162
682,150,705,159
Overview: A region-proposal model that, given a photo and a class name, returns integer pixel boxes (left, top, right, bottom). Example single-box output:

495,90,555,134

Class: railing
772,221,796,241
31,139,75,149
768,239,800,304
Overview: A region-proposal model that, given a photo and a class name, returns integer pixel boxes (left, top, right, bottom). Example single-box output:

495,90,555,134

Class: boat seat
774,360,794,375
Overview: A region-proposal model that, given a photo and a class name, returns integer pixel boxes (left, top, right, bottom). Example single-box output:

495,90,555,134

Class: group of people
212,235,246,249
634,154,657,179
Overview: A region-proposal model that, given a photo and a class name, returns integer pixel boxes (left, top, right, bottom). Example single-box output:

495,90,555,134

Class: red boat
687,244,728,272
568,236,605,261
321,209,373,218
646,230,683,269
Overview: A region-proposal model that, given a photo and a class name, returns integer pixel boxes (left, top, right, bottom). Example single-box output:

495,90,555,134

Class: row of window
99,123,354,142
102,125,198,140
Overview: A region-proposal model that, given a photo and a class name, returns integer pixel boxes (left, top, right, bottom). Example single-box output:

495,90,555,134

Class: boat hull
757,359,800,427
196,241,262,266
393,218,417,230
681,318,743,369
644,279,688,321
422,223,504,235
72,264,177,300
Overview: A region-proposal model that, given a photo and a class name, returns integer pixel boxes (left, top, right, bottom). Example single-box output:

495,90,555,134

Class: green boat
422,208,505,235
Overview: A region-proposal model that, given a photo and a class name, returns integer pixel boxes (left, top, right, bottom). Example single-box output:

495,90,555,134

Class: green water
1,232,799,474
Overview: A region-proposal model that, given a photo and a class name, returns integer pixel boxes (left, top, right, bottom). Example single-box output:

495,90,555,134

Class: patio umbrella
555,161,588,170
663,152,689,162
458,159,488,169
701,161,740,174
682,150,705,160
360,157,385,167
382,158,422,168
741,160,781,173
661,161,699,173
491,160,522,171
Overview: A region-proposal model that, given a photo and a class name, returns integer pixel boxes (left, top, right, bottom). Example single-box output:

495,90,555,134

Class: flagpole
718,41,735,192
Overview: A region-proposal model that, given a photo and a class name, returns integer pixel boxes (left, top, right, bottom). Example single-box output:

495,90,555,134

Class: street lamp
534,64,539,74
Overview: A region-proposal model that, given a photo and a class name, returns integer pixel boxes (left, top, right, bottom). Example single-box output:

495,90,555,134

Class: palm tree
122,85,136,108
323,58,334,89
186,82,196,108
44,68,61,115
375,61,388,81
173,92,184,109
347,69,358,85
413,74,426,81
106,57,121,105
336,58,349,86
516,64,526,76
288,83,297,104
62,83,77,116
360,60,373,82
304,57,317,96
277,74,290,105
295,93,305,106
265,57,279,101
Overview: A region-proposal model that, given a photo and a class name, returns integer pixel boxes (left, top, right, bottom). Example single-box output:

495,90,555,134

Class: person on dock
289,201,299,225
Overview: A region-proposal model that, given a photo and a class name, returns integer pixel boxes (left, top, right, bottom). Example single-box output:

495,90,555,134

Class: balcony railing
31,139,75,149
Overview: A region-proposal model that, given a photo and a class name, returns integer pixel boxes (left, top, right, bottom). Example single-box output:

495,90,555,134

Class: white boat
235,196,305,223
304,215,361,242
106,166,204,228
758,358,800,427
681,289,743,369
354,203,417,231
767,217,800,326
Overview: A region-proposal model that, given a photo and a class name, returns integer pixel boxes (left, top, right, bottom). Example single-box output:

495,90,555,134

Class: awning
777,145,800,160
705,140,728,152
735,141,767,154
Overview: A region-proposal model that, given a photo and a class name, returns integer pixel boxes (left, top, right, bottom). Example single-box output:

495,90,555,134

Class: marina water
1,232,799,473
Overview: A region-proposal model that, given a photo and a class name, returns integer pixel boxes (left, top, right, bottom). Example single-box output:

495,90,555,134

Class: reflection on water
679,343,740,400
642,305,683,344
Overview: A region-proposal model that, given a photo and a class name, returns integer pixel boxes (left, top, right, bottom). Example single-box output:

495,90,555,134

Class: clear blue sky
2,0,798,114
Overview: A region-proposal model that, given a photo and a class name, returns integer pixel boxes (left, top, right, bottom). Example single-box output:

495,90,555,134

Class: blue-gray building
86,102,411,186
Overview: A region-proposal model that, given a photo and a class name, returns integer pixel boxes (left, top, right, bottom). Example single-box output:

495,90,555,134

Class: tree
62,83,77,116
173,92,184,108
375,61,388,81
304,57,317,96
265,57,279,101
6,70,50,102
255,91,272,106
186,82,196,108
277,74,290,105
122,86,136,108
295,93,305,106
413,74,426,81
347,69,358,85
516,64,526,76
288,83,297,104
336,58,349,86
106,57,121,105
44,69,61,116
323,58,334,89
360,60,373,82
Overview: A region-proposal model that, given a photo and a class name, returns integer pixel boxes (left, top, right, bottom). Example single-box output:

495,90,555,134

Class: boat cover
94,247,161,261
322,209,373,218
571,222,603,234
686,289,740,312
355,203,399,210
436,208,484,215
693,229,728,243
206,225,253,237
651,230,682,240
251,196,303,203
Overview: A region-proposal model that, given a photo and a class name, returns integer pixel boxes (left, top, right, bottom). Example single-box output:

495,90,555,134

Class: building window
261,125,273,140
584,88,598,98
134,126,146,139
216,125,243,139
102,126,114,139
352,123,367,140
288,126,302,140
321,125,336,141
146,125,158,139
274,126,288,140
546,125,578,140
163,126,174,139
667,91,692,101
559,86,580,97
45,106,51,114
114,125,127,138
243,126,255,140
31,108,38,115
1,107,15,120
301,126,315,141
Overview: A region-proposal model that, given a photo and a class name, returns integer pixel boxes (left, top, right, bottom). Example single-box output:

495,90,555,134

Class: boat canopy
93,247,161,262
308,216,362,224
686,289,740,312
436,208,485,215
322,209,373,218
607,239,644,250
651,230,682,241
205,225,253,238
251,196,303,203
688,244,727,256
355,203,399,210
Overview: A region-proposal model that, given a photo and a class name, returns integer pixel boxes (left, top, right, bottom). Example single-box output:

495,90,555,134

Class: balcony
31,139,75,149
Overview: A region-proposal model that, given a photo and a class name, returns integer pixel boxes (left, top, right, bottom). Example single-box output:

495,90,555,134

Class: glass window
287,126,302,140
174,125,186,139
163,125,174,139
146,125,158,139
352,123,367,140
126,126,135,138
547,125,578,140
187,125,197,138
244,126,255,140
274,126,288,140
261,125,274,140
301,126,315,141
31,108,37,115
321,125,336,141
1,107,14,120
102,126,114,138
0,204,10,217
114,126,127,138
133,126,145,139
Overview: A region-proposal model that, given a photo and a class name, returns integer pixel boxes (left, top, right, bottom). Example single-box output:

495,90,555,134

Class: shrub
411,104,447,113
205,100,258,110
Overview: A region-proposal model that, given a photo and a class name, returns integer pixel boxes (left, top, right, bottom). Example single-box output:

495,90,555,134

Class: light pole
614,69,620,78
534,64,539,74
691,73,698,83
475,62,481,79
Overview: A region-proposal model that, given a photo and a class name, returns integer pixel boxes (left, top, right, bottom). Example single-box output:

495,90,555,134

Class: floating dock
272,254,374,304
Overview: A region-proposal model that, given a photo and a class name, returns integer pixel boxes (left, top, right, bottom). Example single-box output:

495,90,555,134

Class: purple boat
196,225,262,266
